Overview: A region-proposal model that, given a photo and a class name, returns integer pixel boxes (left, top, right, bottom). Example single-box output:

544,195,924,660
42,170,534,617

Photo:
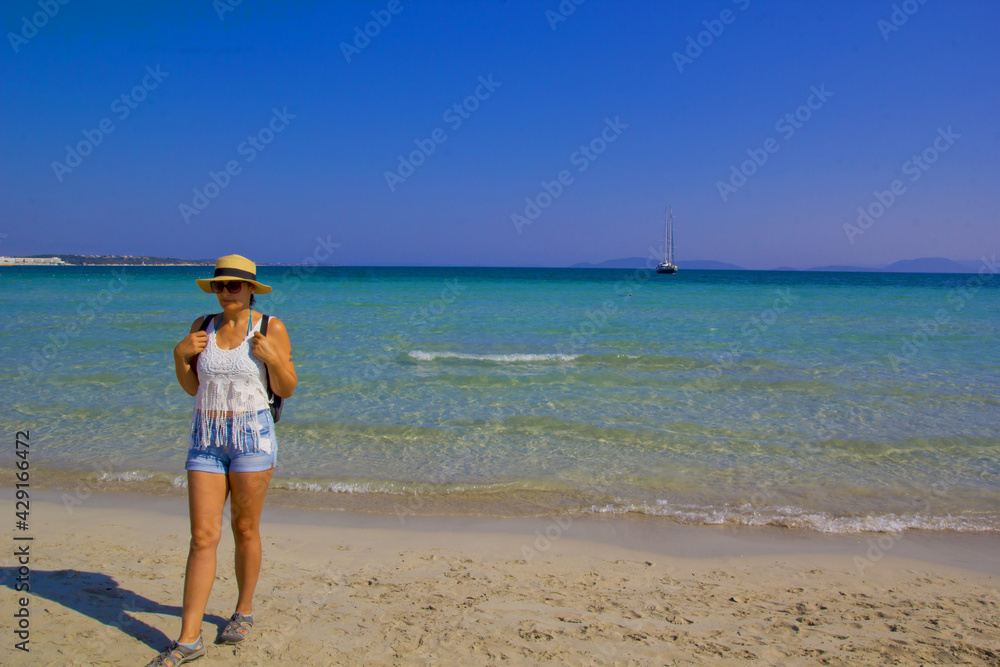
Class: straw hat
196,254,272,294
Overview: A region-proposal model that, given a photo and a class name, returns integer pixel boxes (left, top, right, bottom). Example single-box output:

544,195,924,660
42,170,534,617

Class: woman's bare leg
179,471,229,643
229,468,273,615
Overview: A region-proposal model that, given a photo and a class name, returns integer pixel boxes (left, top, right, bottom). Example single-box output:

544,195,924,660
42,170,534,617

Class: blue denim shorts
186,409,277,474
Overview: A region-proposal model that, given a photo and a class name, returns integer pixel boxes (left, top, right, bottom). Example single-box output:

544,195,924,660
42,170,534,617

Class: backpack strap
198,313,220,332
192,314,220,374
256,314,283,423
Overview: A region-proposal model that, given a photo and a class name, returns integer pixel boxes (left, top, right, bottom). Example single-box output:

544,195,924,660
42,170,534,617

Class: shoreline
29,488,1000,575
3,489,999,664
25,464,1000,537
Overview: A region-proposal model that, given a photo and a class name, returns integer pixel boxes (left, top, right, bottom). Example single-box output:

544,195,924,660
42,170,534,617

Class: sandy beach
1,490,997,666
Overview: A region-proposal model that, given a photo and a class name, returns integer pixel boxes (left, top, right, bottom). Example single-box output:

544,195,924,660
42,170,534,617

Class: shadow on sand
0,566,228,652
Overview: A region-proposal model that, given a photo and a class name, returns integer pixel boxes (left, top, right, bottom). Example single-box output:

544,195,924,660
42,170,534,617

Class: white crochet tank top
190,314,271,453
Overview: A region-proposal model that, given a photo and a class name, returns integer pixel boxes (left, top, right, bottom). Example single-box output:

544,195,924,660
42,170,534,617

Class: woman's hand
250,318,297,398
174,318,209,396
175,330,208,362
249,331,279,366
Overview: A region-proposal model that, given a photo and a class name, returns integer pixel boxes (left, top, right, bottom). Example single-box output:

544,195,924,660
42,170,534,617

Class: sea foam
409,350,580,363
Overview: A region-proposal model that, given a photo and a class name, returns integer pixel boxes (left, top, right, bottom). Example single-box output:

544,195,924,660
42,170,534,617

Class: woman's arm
174,317,208,397
250,316,297,398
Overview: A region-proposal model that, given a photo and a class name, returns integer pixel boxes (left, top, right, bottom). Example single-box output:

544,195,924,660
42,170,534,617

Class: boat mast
667,206,674,265
664,207,669,264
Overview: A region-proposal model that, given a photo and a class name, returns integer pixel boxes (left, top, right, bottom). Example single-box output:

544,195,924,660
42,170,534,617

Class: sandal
217,612,253,644
145,638,205,666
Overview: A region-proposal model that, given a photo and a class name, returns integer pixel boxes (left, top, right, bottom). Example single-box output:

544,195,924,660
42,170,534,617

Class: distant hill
571,257,743,270
803,257,981,273
882,257,976,273
570,257,651,269
679,260,745,270
800,264,879,272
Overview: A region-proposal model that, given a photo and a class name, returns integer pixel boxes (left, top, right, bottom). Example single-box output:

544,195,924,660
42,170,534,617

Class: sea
2,265,998,533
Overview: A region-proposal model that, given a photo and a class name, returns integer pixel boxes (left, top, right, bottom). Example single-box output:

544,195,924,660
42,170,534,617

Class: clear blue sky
2,0,997,268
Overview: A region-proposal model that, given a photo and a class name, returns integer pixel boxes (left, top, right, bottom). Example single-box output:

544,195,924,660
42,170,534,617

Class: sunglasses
210,281,247,294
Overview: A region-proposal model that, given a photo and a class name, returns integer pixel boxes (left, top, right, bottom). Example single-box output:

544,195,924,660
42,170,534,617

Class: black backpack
199,313,284,423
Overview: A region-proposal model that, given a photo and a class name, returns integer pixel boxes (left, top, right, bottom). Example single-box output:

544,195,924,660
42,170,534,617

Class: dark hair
250,294,256,307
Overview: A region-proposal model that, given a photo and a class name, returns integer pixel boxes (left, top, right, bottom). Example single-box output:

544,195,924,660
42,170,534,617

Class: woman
147,255,296,666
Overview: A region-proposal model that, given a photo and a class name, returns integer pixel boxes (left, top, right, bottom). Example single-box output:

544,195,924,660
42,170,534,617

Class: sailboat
656,206,678,274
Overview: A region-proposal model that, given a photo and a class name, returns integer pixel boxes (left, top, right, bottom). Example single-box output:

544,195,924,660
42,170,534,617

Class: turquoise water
2,265,998,532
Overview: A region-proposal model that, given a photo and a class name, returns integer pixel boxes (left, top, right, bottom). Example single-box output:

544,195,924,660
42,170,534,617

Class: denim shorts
186,409,277,474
